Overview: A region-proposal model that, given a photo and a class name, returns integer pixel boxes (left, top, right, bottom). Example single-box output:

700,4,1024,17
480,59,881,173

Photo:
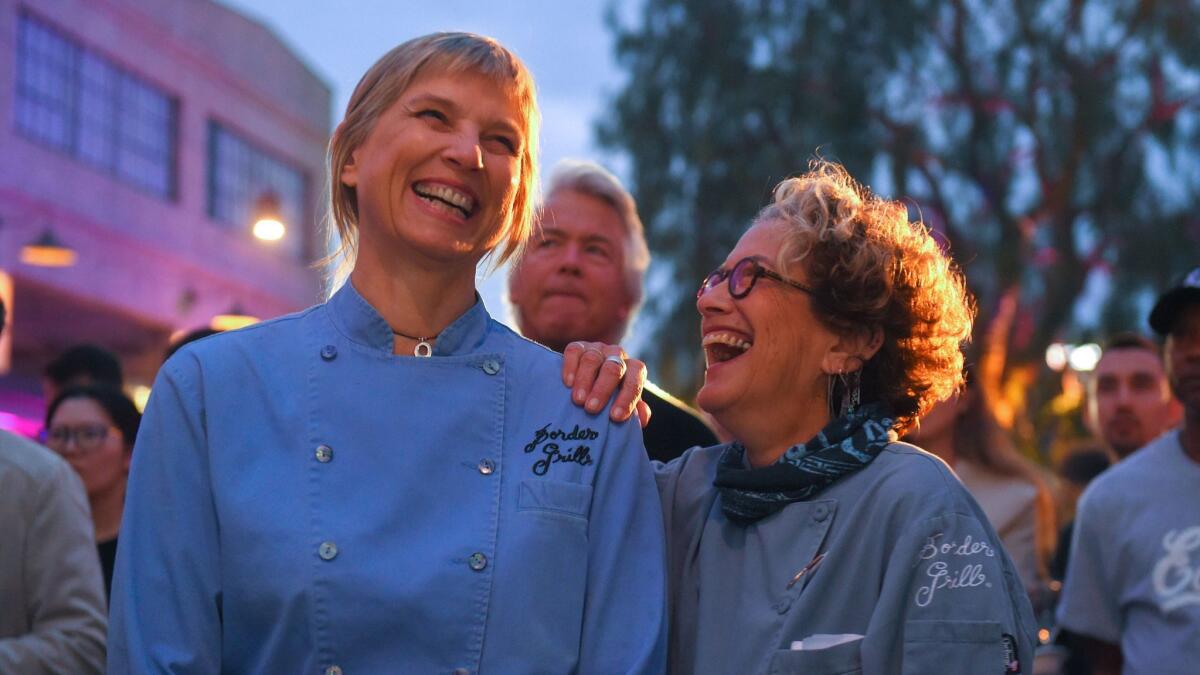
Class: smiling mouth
702,332,752,365
412,182,476,219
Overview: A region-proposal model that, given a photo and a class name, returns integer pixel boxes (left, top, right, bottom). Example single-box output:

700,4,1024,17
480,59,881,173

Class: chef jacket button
478,458,495,475
774,595,793,614
318,541,338,561
325,666,343,675
315,445,334,463
320,345,338,361
468,552,488,571
481,358,501,375
812,504,830,522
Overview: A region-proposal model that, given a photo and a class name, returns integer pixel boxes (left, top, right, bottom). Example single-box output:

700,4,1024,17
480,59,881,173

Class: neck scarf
714,402,896,525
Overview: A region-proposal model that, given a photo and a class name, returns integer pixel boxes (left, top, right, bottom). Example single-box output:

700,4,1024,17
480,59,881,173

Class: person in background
654,160,1035,673
108,32,664,673
41,344,123,405
0,299,107,673
508,159,717,461
1058,266,1200,675
1048,446,1112,583
1084,331,1180,460
905,368,1057,602
44,385,141,599
163,327,222,362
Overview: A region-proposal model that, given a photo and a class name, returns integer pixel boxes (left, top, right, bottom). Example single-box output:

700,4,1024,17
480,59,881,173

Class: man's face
1087,346,1178,457
508,189,635,351
1165,303,1200,418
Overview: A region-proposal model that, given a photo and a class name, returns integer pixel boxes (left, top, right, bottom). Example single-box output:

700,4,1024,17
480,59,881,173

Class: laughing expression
696,219,840,421
340,69,525,270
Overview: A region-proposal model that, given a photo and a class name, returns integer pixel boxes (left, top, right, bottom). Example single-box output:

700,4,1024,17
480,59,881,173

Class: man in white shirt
1058,267,1200,675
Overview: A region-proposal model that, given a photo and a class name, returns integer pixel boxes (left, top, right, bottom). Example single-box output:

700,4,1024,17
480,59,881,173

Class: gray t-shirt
1057,429,1200,675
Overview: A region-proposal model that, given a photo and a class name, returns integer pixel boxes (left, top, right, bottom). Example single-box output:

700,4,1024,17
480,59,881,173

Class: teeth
702,332,752,351
414,183,475,214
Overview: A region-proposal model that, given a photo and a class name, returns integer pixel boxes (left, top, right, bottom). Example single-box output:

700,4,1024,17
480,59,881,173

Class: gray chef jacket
656,441,1037,674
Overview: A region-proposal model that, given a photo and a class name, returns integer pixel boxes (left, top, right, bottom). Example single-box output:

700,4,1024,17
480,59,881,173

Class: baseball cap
1149,266,1200,335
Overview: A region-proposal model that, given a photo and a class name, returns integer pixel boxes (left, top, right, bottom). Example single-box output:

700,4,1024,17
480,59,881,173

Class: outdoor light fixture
210,305,260,331
20,229,77,267
1067,343,1102,372
1045,342,1102,372
252,192,286,242
1044,343,1068,372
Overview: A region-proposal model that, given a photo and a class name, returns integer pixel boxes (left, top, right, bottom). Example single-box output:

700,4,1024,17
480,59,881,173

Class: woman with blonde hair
654,161,1036,673
108,33,665,673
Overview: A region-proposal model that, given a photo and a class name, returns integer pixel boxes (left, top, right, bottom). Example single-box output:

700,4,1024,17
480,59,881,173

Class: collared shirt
108,283,667,674
0,430,107,674
656,442,1037,675
1058,429,1200,675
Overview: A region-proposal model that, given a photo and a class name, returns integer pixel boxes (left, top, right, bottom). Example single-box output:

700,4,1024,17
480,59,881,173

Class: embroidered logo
1152,525,1200,612
913,532,996,608
522,423,598,476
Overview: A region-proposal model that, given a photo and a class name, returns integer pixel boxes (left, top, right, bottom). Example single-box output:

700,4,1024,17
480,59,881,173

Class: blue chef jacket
107,283,667,674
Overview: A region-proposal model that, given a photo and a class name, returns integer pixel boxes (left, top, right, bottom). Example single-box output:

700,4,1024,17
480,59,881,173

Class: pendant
414,339,433,358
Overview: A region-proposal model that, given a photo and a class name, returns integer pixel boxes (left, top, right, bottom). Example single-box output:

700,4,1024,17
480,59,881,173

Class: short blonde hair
759,160,975,432
325,32,540,285
543,159,650,307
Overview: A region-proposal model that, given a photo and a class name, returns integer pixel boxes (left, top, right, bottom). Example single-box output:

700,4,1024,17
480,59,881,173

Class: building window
15,11,177,199
207,122,309,259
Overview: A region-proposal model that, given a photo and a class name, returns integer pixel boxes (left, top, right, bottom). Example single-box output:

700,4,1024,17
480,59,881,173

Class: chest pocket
518,479,593,520
902,620,1004,675
767,637,862,675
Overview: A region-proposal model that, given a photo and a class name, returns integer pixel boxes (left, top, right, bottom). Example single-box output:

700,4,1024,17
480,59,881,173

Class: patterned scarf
714,402,896,525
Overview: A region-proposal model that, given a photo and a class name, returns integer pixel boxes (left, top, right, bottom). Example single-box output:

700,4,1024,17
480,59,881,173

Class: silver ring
604,354,625,367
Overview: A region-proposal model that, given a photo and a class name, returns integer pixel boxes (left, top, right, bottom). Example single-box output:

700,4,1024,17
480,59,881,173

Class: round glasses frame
697,256,814,300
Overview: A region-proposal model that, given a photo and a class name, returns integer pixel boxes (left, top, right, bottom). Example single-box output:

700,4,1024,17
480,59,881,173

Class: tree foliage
600,0,1200,426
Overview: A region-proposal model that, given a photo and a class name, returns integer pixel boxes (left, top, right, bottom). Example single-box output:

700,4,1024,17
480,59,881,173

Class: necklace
392,329,439,357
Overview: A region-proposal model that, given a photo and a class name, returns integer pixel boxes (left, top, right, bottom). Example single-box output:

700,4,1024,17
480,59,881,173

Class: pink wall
0,0,331,399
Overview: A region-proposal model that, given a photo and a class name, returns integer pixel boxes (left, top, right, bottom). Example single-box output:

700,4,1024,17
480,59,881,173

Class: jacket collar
326,281,491,356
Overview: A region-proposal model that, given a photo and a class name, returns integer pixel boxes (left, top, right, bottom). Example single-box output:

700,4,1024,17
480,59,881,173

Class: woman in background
907,369,1057,603
44,384,140,599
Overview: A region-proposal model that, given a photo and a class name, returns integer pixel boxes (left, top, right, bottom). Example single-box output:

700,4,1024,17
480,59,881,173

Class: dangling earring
826,368,840,419
841,369,861,416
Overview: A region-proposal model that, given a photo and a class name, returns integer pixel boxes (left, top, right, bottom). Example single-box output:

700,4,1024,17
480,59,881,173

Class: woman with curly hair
655,160,1036,673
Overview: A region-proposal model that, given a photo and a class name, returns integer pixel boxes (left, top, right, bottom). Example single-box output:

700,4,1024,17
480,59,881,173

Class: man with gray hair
509,159,716,462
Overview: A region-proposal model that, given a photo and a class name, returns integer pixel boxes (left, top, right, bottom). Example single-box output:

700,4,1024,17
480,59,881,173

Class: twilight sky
215,0,640,331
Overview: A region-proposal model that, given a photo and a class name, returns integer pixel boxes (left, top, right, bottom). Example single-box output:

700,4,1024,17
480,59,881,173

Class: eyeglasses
698,256,814,300
42,424,113,456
